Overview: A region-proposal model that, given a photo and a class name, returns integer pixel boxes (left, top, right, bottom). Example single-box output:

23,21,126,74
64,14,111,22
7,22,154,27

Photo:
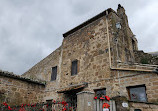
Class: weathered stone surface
0,74,45,106
134,50,158,65
129,102,158,111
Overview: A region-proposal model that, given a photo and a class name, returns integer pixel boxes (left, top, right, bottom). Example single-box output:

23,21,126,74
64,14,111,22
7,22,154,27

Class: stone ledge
128,100,158,105
77,91,94,95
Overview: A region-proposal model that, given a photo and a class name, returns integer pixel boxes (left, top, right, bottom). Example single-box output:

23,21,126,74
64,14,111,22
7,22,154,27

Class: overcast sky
0,0,158,75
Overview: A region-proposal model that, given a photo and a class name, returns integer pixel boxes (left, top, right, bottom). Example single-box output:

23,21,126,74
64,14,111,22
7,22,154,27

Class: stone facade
134,50,158,65
129,102,158,111
0,71,45,106
1,4,158,111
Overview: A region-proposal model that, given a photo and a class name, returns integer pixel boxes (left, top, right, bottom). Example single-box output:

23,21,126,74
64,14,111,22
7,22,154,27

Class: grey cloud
128,0,158,52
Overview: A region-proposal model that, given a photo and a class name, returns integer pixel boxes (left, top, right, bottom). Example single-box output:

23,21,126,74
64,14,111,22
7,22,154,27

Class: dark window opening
71,60,78,76
94,88,106,98
134,109,142,111
51,66,57,81
46,100,52,110
132,39,136,50
65,92,77,111
127,85,147,102
46,99,52,103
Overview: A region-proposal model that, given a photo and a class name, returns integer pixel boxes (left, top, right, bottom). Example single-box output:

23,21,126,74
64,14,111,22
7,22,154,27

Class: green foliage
140,57,149,64
0,94,6,103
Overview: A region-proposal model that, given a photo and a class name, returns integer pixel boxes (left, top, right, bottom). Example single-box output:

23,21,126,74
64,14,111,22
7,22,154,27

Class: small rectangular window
51,66,57,81
95,88,106,97
134,109,142,111
127,85,147,102
71,60,78,76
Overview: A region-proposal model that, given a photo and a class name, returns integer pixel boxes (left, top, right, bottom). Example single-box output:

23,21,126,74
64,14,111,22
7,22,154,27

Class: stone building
1,4,158,111
0,70,45,105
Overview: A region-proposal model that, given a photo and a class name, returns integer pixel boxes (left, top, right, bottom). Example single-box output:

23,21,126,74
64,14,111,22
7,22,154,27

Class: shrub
140,57,149,64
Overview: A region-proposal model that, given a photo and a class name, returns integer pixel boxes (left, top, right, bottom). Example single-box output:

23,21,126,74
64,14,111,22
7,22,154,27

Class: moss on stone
140,57,149,64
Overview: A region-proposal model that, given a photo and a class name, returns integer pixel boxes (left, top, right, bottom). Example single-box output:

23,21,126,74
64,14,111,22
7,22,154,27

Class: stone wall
60,15,110,88
113,71,158,103
109,5,138,65
134,50,158,65
0,74,45,106
129,102,158,111
86,69,158,103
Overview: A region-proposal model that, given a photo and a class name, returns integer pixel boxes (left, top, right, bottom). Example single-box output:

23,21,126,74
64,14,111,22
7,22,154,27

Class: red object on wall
105,96,110,101
62,107,67,111
94,97,97,99
19,107,26,111
8,106,12,110
102,103,110,108
100,97,105,100
3,102,8,106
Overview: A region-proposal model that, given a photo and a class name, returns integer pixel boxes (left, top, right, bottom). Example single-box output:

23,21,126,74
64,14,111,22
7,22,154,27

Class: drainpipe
105,10,157,73
58,43,64,87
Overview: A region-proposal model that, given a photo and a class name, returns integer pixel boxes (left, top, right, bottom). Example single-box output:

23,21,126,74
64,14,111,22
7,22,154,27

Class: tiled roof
0,69,46,85
57,82,88,93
